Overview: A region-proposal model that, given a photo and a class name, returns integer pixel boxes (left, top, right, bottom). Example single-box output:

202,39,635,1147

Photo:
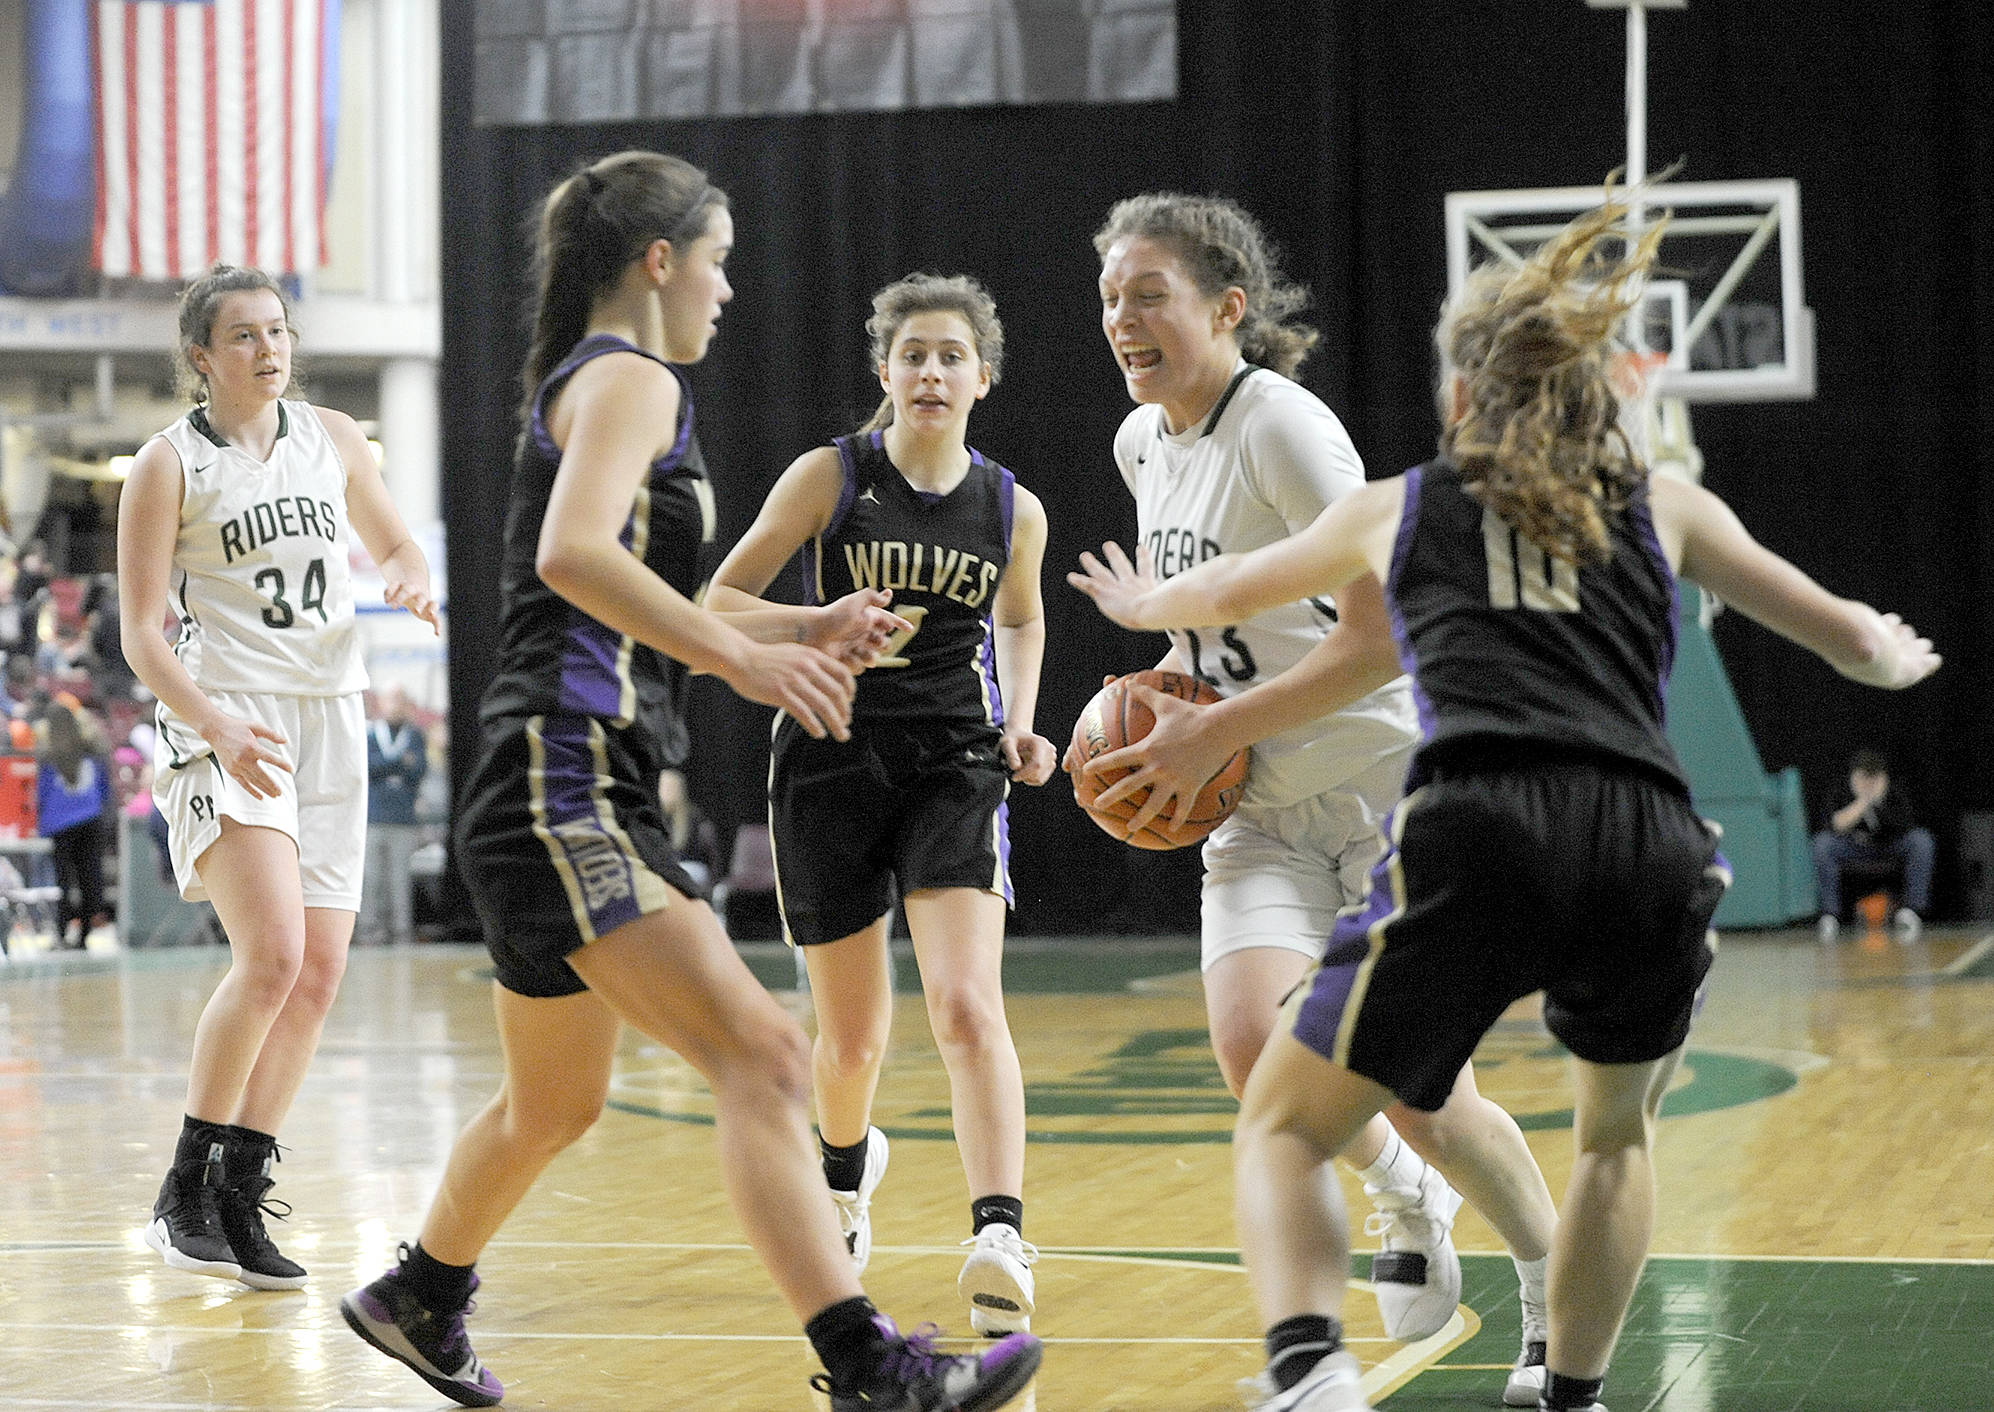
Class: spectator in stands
13,541,52,618
1814,748,1935,942
36,700,112,949
360,686,427,946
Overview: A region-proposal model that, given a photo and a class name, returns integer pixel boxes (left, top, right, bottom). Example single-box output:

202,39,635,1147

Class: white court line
0,1321,1394,1347
1941,933,1994,977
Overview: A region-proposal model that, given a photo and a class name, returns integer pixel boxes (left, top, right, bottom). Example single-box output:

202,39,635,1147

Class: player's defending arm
1653,476,1939,689
1073,479,1401,633
116,440,291,798
536,355,856,739
706,447,912,668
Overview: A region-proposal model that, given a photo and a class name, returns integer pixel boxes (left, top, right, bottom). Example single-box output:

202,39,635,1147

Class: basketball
1067,670,1251,850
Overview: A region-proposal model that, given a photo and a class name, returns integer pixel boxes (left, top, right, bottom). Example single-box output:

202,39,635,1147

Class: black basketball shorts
455,712,706,999
769,714,1012,946
1289,755,1728,1110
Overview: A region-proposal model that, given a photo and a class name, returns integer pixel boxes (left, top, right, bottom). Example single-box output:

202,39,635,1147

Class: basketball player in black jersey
1073,193,1939,1412
340,154,1040,1412
709,274,1055,1339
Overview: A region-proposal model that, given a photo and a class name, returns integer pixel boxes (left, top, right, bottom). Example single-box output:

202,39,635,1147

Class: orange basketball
1067,670,1250,850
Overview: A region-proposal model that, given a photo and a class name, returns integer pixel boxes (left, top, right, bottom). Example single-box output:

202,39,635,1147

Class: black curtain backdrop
441,1,1994,934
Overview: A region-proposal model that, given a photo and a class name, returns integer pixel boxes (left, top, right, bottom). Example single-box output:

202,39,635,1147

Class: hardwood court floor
3,923,1993,1410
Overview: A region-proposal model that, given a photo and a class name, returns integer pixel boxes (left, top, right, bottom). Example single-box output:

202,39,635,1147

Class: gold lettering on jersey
220,495,340,565
842,541,1001,609
552,820,635,912
871,604,929,668
1481,507,1580,613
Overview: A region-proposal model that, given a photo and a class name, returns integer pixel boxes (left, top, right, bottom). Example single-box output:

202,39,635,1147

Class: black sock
400,1241,478,1313
1266,1313,1341,1393
1542,1372,1605,1410
221,1124,277,1183
971,1194,1024,1236
173,1115,228,1170
805,1296,888,1390
820,1133,870,1193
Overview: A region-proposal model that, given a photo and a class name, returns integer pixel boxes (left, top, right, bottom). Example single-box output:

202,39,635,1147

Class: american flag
93,0,335,281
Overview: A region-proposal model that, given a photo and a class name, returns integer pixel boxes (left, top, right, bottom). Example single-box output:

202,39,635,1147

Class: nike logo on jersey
858,486,880,504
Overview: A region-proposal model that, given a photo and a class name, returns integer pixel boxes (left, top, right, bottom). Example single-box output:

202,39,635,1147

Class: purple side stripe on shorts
532,717,643,940
1291,819,1403,1065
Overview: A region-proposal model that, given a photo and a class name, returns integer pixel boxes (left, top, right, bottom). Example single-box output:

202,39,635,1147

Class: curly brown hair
1093,193,1318,380
858,272,1004,434
1436,195,1666,563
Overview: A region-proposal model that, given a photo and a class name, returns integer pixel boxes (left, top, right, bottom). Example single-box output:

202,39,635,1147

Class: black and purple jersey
799,431,1015,725
1386,459,1688,793
478,334,719,762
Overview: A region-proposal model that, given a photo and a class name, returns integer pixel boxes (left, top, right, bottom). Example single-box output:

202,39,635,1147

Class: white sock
1513,1254,1549,1335
1355,1125,1427,1191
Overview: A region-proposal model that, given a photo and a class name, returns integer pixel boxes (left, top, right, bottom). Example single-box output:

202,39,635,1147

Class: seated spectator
1814,748,1935,942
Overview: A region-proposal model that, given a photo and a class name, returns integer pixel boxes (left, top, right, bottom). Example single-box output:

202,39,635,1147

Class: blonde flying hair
1436,191,1666,564
1093,193,1318,380
859,273,1005,433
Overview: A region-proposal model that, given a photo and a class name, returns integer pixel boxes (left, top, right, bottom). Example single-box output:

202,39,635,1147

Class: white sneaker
1503,1276,1548,1407
827,1127,888,1275
958,1223,1038,1335
1364,1163,1463,1341
1817,913,1840,943
1502,1339,1547,1406
1237,1349,1371,1411
1893,907,1922,942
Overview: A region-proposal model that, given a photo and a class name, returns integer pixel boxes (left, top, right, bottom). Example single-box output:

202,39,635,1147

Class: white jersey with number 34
151,399,367,697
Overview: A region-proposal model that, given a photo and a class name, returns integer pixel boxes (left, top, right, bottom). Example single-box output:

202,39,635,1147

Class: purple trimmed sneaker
340,1244,503,1408
811,1315,1041,1412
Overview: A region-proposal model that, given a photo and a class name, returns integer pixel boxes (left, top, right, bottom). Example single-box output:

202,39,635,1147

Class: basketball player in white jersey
1071,194,1558,1404
118,265,439,1291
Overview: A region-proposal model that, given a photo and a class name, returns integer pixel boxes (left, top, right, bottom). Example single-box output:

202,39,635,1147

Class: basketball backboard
1443,180,1814,403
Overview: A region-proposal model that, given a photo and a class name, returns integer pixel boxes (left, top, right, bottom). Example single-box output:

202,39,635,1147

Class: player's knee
1210,1023,1269,1101
816,1028,885,1082
924,986,1004,1056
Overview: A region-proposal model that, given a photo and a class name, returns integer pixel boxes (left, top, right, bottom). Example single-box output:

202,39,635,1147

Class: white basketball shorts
1198,747,1412,971
153,690,367,911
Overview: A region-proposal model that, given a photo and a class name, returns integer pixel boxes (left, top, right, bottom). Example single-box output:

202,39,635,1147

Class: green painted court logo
609,1025,1798,1143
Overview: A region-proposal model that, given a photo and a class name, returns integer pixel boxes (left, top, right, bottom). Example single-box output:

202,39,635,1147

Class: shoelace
878,1323,949,1382
805,1323,955,1399
229,1176,294,1252
959,1230,1040,1265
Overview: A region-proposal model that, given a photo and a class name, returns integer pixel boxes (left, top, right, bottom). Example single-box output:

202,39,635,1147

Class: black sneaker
143,1152,242,1281
341,1245,504,1408
215,1172,307,1290
810,1315,1041,1412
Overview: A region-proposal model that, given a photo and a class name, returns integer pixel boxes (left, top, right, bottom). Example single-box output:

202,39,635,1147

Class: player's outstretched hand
809,588,915,671
384,577,442,635
1085,682,1232,844
1003,729,1058,786
730,641,858,741
1068,542,1158,631
1837,609,1941,689
204,711,293,800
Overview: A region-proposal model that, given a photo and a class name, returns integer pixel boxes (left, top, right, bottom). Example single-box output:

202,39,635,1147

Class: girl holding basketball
1074,192,1559,1400
708,273,1054,1338
1074,190,1938,1412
